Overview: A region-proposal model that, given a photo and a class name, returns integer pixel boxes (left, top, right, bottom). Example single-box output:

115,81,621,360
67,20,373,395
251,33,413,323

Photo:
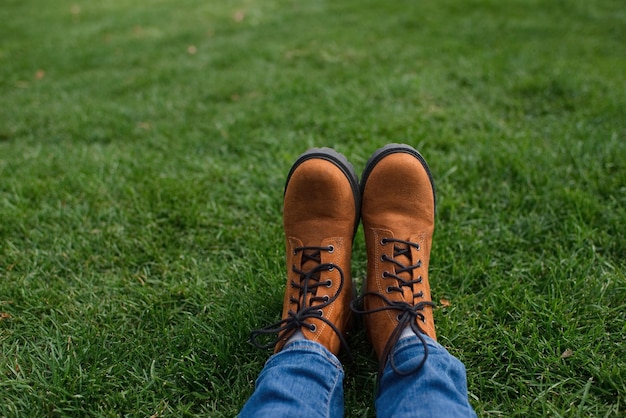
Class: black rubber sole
360,143,436,212
284,148,361,236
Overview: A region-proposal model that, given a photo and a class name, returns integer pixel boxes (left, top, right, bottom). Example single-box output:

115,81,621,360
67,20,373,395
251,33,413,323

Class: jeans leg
239,340,344,418
376,335,476,418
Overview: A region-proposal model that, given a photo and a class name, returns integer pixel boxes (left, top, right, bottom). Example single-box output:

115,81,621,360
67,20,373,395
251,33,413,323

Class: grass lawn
1,0,625,416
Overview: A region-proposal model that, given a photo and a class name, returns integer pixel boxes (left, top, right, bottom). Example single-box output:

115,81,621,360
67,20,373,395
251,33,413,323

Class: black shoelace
250,245,350,355
351,238,436,377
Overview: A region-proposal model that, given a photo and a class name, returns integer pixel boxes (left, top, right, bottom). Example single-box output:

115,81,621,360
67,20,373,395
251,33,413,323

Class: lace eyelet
317,309,323,317
327,245,335,253
380,238,388,245
382,271,389,279
417,260,422,267
417,291,424,298
326,280,333,288
328,265,335,272
323,295,329,302
417,276,423,283
309,324,317,332
386,286,393,294
396,314,403,321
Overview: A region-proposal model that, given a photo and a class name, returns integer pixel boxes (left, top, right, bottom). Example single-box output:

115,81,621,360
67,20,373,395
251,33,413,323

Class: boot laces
351,237,435,377
250,245,350,354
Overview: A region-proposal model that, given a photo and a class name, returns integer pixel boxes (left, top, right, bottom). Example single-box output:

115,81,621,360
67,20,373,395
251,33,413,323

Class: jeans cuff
269,339,344,370
394,332,447,356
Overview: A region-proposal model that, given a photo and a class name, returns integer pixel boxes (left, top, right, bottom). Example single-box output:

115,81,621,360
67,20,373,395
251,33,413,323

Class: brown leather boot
250,148,360,356
352,144,436,374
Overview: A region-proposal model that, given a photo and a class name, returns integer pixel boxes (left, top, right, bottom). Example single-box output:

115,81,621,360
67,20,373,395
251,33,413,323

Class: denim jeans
239,335,476,417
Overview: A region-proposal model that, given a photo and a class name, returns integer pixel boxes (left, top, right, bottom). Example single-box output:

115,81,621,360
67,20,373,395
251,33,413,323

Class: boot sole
285,147,361,237
360,143,436,212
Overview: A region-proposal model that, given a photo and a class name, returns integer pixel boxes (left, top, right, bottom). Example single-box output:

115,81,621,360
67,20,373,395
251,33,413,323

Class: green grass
1,0,625,416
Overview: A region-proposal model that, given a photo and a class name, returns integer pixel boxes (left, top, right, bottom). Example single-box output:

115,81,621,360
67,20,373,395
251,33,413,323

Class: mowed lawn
1,0,624,416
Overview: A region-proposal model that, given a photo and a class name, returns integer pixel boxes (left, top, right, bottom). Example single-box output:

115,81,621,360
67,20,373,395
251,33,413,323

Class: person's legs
241,148,360,417
376,335,476,418
239,340,344,418
354,144,476,417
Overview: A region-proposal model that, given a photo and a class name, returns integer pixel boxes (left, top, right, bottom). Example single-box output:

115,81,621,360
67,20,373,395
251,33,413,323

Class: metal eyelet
327,245,335,253
382,271,389,279
417,276,422,283
396,314,403,321
416,291,424,298
326,280,333,288
380,238,388,245
309,324,317,332
317,309,323,317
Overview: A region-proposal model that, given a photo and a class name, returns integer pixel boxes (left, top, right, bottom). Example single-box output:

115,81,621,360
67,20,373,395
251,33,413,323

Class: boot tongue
299,249,323,305
392,242,414,300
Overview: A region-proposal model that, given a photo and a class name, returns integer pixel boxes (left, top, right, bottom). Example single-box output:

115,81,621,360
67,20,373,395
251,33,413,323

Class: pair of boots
251,144,437,375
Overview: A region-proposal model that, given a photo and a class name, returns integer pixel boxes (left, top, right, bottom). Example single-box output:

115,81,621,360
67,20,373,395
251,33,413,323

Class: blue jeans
239,335,476,417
